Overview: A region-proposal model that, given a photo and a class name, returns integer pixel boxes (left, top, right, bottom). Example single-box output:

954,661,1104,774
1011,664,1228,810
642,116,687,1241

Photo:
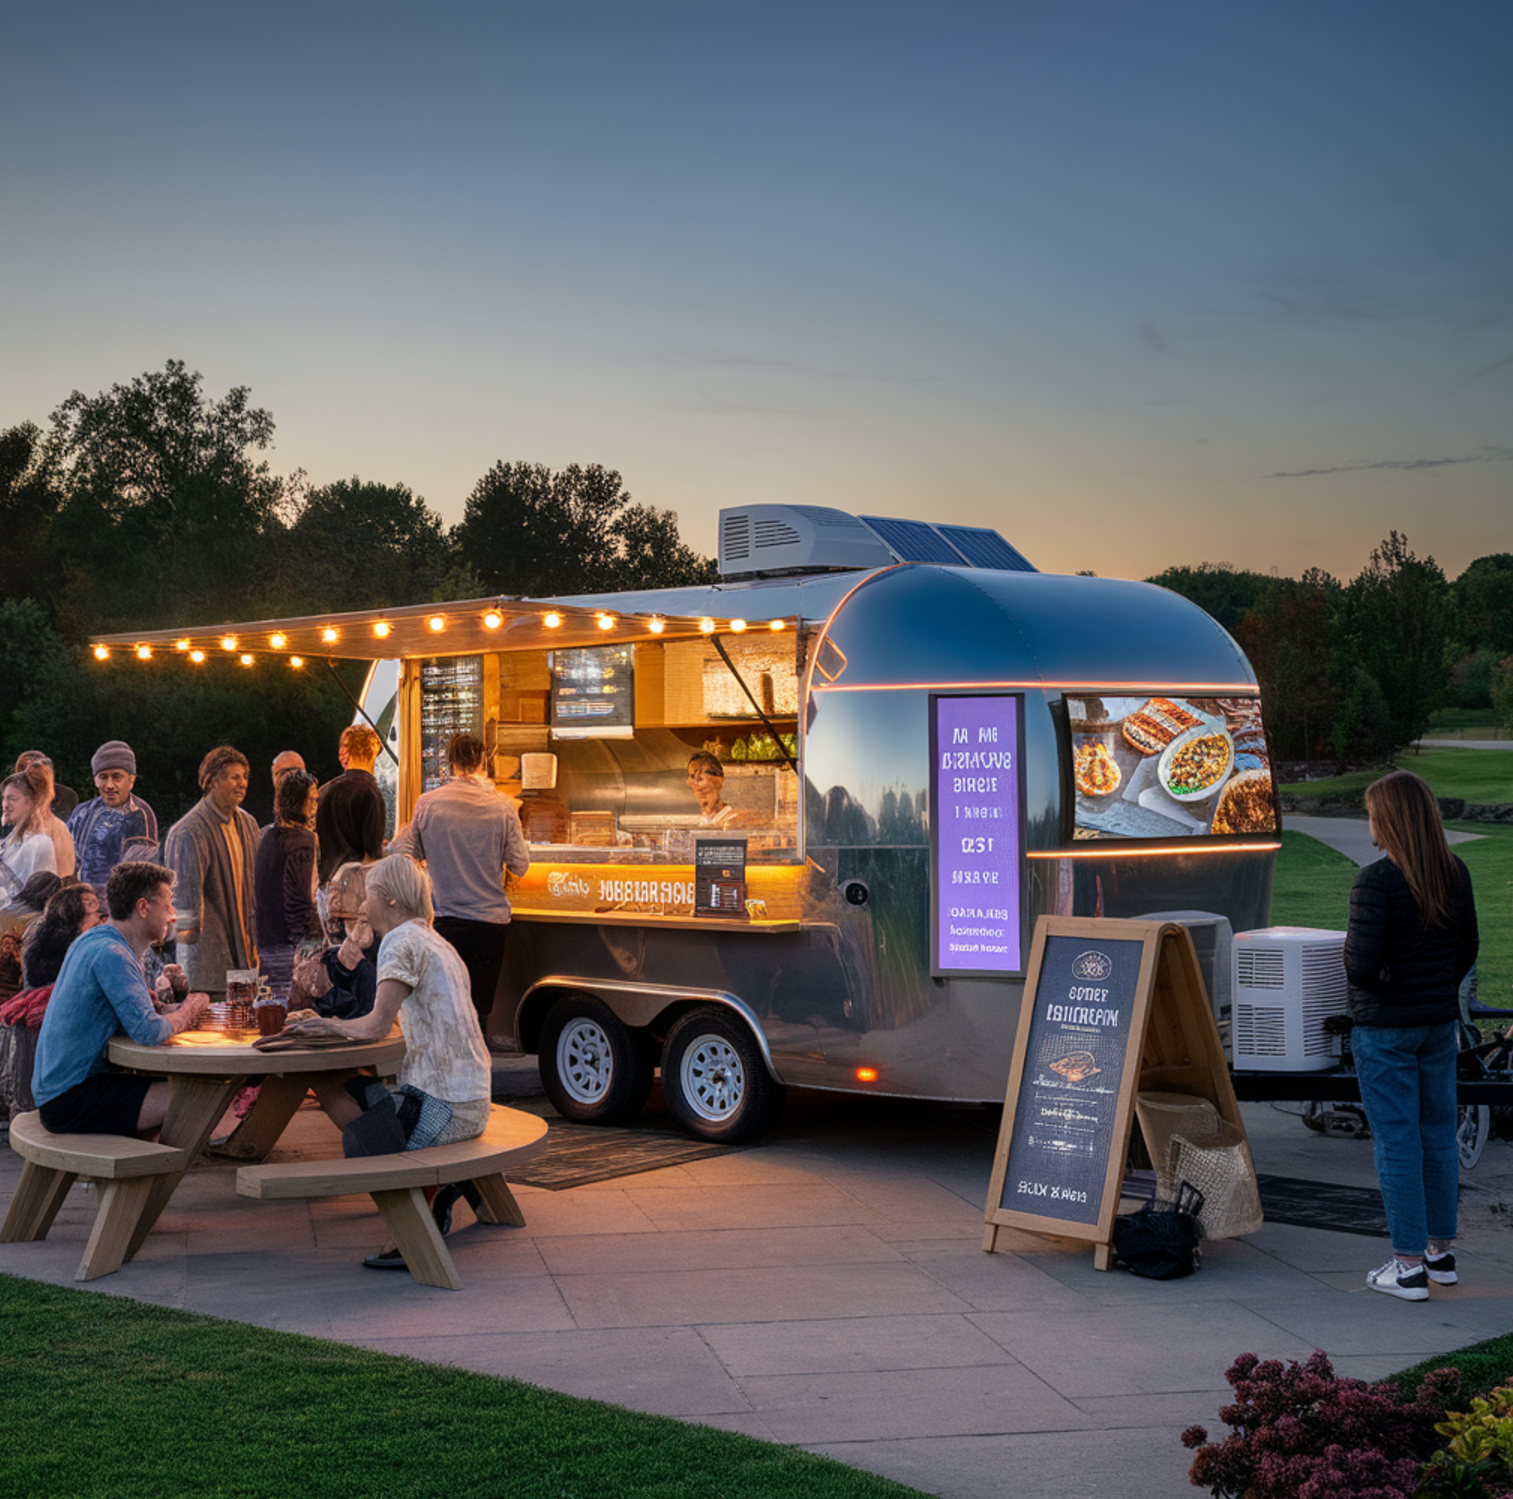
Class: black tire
538,994,655,1125
661,1006,786,1144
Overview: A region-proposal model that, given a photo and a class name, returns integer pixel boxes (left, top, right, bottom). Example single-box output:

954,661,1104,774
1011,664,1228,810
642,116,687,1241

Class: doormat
1122,1170,1389,1237
501,1101,747,1190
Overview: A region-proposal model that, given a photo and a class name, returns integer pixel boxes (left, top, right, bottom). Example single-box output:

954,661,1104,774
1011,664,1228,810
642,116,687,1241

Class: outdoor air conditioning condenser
1231,927,1349,1072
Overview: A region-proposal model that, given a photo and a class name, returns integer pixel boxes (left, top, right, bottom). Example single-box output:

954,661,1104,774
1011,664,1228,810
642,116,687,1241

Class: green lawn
0,1276,925,1499
1283,748,1513,807
1426,707,1510,739
1270,823,1512,1007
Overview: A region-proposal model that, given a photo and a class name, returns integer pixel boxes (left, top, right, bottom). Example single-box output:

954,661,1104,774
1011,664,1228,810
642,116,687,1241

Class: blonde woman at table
291,853,492,1264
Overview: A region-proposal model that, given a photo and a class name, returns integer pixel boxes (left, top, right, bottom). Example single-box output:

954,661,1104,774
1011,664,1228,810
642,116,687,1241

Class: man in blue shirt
32,861,208,1136
67,740,159,898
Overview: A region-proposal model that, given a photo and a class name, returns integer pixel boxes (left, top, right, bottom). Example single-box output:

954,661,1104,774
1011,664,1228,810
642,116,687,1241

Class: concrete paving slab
743,1361,1090,1444
807,1424,1197,1499
556,1260,974,1329
968,1303,1319,1399
534,1224,904,1276
1241,1288,1512,1357
355,1326,754,1418
700,1312,1016,1378
620,1181,889,1232
891,1241,1097,1312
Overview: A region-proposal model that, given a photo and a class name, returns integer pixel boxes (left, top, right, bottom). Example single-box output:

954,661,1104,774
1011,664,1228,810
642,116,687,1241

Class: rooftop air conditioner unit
719,505,895,578
1231,927,1348,1072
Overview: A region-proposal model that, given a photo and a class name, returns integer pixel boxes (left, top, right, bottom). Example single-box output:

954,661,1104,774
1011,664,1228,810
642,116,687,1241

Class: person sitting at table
290,853,492,1266
30,862,209,1138
290,862,377,1020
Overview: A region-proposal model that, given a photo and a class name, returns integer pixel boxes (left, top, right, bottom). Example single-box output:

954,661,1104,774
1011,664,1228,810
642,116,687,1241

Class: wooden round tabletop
107,1029,405,1077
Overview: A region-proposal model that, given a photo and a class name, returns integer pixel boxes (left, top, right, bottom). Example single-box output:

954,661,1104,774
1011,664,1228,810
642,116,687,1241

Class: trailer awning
89,597,799,665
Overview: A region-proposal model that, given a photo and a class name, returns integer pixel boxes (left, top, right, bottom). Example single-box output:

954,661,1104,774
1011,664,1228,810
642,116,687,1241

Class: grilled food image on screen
1073,740,1121,796
1164,732,1232,796
1210,769,1275,834
1049,1051,1101,1082
1121,698,1202,755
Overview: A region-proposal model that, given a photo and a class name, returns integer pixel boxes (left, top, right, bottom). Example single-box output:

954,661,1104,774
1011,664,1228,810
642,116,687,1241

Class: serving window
1063,693,1277,841
458,633,802,868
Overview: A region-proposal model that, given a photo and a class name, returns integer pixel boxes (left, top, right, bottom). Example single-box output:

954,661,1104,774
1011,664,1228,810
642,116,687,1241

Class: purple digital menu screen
931,694,1024,976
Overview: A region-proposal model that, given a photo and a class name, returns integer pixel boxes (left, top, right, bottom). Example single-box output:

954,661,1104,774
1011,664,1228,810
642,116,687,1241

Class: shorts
38,1072,153,1137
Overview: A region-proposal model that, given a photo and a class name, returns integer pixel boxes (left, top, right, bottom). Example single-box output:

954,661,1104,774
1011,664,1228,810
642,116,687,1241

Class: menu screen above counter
930,693,1025,977
550,645,634,738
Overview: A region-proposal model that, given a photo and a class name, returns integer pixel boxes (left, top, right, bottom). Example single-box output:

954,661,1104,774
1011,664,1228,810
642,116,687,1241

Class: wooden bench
235,1104,549,1289
1,1112,193,1281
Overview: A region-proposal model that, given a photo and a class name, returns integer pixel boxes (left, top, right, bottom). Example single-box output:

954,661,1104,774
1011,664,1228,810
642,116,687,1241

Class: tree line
0,361,716,823
1146,540,1513,763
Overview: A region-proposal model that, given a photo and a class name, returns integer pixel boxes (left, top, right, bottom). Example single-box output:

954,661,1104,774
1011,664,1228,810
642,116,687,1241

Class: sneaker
1367,1256,1429,1301
363,1248,407,1271
1425,1249,1458,1285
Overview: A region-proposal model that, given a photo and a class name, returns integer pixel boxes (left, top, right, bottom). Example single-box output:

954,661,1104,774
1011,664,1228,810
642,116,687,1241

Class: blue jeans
1352,1021,1458,1254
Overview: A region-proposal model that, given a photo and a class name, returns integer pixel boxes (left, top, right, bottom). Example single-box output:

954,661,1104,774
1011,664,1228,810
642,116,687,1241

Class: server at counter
686,752,742,830
391,733,530,1027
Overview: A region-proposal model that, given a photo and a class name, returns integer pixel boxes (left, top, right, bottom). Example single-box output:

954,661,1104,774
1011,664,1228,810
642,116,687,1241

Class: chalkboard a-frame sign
982,916,1239,1270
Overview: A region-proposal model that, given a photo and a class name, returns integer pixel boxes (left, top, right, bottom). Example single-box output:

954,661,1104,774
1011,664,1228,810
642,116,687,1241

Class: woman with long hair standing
254,769,319,1002
0,768,59,918
1346,770,1479,1300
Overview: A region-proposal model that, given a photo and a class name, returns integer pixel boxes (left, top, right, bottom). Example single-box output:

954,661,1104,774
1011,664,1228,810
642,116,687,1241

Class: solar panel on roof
935,525,1036,573
858,516,966,565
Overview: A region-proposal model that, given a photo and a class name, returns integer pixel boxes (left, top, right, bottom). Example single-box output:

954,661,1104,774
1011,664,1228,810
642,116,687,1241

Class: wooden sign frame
982,915,1244,1270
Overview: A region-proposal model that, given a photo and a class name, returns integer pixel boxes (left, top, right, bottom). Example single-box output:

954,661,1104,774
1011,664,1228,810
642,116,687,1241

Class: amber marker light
321,626,339,644
1025,841,1282,860
135,645,152,660
289,655,304,669
543,611,562,630
856,1067,879,1084
268,632,287,650
189,649,206,663
220,635,238,652
92,645,110,661
597,613,616,631
428,615,445,632
648,616,665,635
483,609,503,630
699,617,716,634
373,621,391,639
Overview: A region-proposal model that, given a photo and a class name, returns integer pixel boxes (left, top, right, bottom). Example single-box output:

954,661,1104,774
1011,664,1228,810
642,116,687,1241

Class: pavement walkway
1285,813,1486,867
6,1058,1513,1499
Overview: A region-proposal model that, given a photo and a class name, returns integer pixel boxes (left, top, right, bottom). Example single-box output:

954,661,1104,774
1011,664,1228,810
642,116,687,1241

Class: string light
321,626,339,644
483,609,503,630
135,645,152,660
289,656,304,669
729,619,747,633
189,649,206,663
596,613,616,631
239,653,254,667
543,612,562,630
768,619,785,632
269,632,287,650
175,639,191,652
699,617,716,634
427,615,445,633
220,635,238,652
373,621,391,639
648,617,665,635
93,645,110,661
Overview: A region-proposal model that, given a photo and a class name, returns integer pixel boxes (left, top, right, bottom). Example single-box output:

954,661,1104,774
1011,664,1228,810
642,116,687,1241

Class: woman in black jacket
254,770,319,1002
1345,770,1479,1301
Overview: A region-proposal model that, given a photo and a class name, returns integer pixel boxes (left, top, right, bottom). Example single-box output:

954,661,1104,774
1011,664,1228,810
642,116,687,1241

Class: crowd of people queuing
0,726,530,1268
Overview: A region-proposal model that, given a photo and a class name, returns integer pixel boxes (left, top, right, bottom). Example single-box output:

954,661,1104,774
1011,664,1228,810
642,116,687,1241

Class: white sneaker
1367,1256,1429,1301
1424,1249,1457,1285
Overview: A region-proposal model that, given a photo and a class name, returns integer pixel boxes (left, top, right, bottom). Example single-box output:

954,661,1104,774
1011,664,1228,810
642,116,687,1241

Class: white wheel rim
557,1018,613,1104
1458,1104,1488,1170
679,1035,745,1122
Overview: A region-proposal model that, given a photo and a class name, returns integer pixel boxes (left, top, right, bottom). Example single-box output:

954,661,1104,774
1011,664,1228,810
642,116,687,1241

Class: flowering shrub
1418,1382,1513,1498
1181,1350,1458,1498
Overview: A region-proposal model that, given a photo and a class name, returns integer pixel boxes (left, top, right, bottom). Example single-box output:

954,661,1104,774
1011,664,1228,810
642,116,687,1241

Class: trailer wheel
539,995,654,1125
1458,1104,1489,1171
661,1007,785,1144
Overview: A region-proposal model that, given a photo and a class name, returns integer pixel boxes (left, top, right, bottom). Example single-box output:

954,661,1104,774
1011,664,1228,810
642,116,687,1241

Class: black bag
1111,1184,1205,1280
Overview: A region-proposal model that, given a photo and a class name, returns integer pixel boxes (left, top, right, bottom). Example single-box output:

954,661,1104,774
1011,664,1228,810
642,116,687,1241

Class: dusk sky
4,2,1508,584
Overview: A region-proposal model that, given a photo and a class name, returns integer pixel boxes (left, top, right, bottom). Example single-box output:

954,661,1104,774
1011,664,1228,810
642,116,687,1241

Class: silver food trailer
94,506,1281,1141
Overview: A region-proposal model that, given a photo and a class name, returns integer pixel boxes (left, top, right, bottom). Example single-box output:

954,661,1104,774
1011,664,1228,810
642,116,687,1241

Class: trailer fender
517,977,785,1084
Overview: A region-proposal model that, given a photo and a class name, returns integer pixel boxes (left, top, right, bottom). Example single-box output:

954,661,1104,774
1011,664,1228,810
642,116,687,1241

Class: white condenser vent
718,505,895,578
1231,927,1348,1072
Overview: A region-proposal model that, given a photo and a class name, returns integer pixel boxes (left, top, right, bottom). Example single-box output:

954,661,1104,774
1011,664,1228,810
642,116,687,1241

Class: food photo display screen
930,693,1026,978
1065,694,1277,841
